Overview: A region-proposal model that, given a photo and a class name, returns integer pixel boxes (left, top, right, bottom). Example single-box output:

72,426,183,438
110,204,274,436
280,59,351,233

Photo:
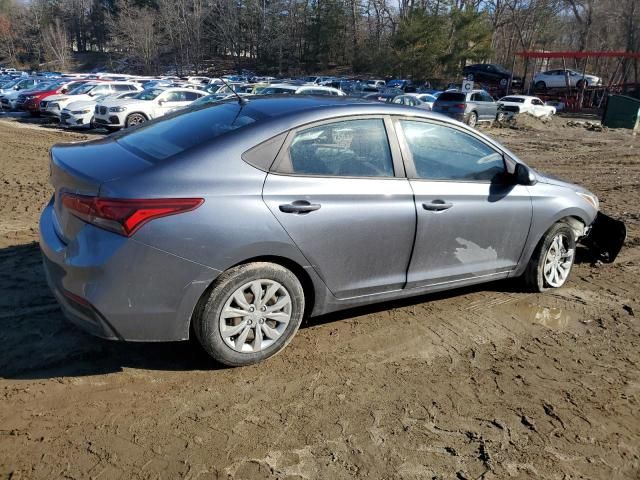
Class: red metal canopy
517,51,640,59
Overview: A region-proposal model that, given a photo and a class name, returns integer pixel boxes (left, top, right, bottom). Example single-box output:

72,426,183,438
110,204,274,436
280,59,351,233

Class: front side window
481,92,494,102
399,120,504,182
281,119,394,177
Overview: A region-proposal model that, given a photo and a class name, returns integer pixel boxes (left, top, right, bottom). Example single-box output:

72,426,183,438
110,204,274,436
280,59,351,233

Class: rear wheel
467,73,475,81
496,111,506,123
125,113,146,128
194,262,305,366
576,79,586,89
523,222,576,292
466,111,478,128
535,81,547,91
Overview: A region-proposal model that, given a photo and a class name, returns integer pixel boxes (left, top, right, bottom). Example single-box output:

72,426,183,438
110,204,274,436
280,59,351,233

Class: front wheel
125,113,146,128
496,111,506,122
194,262,305,366
523,222,576,292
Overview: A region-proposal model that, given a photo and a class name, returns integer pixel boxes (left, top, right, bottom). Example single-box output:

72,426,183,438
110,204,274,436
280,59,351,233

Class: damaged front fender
580,212,626,263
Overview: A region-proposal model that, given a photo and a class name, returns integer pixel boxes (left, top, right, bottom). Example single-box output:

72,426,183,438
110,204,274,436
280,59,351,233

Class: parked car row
0,68,563,132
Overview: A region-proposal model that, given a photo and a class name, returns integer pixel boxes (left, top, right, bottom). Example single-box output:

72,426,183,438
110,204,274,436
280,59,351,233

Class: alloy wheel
543,234,575,287
219,279,292,353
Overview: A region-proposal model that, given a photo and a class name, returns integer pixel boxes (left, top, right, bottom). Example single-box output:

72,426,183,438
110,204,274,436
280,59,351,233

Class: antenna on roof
219,77,247,106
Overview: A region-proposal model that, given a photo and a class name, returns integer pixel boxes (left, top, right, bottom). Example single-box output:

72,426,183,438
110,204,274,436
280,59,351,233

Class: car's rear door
394,118,532,288
262,116,416,299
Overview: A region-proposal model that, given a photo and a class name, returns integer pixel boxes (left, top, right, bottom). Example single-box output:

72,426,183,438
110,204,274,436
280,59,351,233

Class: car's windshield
133,89,164,100
117,101,268,162
262,87,295,94
69,83,99,95
3,79,20,89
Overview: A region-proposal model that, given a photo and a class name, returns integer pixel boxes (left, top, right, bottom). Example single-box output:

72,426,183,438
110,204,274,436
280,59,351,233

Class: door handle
422,200,453,211
279,200,321,214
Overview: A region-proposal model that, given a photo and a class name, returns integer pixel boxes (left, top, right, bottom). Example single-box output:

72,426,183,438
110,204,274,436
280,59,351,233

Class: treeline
0,0,638,80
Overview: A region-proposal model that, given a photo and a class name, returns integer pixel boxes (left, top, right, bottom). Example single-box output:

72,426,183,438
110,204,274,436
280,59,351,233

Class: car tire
194,262,305,367
535,81,547,91
576,79,586,89
125,113,146,128
499,78,508,87
466,111,478,128
496,111,506,123
467,73,474,81
523,222,576,292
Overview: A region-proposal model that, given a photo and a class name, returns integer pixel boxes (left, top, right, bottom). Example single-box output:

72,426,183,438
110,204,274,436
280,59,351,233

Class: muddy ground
0,114,638,480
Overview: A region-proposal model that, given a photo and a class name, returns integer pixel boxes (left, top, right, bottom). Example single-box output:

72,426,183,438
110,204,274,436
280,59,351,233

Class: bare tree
42,18,71,70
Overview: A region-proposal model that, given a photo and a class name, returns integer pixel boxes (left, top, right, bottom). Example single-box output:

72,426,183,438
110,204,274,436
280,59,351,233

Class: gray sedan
40,96,622,366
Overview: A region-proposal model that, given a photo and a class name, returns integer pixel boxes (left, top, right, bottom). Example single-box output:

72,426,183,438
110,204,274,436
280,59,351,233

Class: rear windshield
116,101,267,162
438,92,466,102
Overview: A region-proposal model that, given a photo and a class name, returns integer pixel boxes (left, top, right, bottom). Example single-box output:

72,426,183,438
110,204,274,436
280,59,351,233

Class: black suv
463,64,522,87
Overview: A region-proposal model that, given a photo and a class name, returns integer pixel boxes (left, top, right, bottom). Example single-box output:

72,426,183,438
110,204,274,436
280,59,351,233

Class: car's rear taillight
61,193,204,236
452,103,466,109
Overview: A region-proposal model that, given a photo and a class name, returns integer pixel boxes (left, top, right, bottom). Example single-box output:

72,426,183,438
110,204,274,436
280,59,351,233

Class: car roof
220,95,458,122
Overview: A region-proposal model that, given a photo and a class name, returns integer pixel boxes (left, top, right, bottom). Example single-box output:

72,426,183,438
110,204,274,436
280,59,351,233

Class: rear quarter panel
99,125,313,274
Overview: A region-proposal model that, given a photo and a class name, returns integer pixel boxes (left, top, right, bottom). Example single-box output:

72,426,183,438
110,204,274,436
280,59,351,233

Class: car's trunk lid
50,139,154,242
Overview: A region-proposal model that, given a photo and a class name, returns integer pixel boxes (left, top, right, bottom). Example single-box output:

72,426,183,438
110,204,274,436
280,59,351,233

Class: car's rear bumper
39,202,221,341
433,110,466,122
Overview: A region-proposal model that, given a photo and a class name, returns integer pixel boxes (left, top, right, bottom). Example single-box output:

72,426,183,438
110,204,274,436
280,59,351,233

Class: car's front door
395,119,532,288
262,117,416,299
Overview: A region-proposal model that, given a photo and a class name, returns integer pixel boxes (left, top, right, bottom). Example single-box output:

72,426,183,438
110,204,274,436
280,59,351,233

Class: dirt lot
0,114,638,480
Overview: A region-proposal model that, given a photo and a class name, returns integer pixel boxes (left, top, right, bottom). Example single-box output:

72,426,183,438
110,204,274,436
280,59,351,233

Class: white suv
41,82,141,119
60,91,141,129
93,87,208,130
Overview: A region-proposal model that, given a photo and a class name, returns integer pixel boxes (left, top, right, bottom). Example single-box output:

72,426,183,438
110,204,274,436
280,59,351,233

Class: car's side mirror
61,88,68,94
158,99,165,105
514,163,537,185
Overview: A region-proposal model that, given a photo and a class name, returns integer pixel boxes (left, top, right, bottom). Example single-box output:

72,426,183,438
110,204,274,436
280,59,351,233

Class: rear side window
438,92,465,102
399,120,504,182
183,91,202,101
116,101,267,162
278,119,394,177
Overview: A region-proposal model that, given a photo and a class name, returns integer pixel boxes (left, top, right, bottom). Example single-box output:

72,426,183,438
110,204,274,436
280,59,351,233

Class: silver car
40,96,623,366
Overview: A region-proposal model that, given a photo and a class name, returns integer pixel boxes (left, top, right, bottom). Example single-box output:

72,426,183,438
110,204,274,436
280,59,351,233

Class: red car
19,80,89,116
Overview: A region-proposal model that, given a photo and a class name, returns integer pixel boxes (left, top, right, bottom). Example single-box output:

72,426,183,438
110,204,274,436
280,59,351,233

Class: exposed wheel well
189,256,316,339
558,215,588,240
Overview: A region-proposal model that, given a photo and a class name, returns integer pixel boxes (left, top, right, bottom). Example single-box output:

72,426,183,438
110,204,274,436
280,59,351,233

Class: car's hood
534,170,583,190
98,98,148,108
48,93,90,103
44,94,67,102
64,99,96,110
